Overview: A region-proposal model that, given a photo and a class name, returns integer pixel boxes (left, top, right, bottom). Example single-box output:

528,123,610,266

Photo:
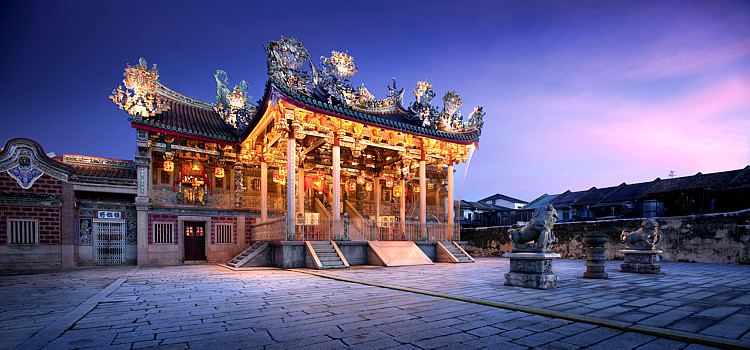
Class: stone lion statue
621,219,661,250
509,203,558,252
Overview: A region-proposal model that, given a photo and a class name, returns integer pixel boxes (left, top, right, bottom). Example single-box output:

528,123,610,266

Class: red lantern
365,182,373,192
163,160,174,172
393,185,402,197
214,167,225,178
385,177,394,188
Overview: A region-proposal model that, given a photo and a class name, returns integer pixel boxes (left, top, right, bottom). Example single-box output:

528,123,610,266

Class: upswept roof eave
241,81,481,145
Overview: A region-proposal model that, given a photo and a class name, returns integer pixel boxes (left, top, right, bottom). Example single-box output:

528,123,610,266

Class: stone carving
621,219,661,250
509,203,558,252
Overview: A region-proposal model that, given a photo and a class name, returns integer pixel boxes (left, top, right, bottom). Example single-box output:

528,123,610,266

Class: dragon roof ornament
109,57,170,118
263,36,485,136
213,70,256,130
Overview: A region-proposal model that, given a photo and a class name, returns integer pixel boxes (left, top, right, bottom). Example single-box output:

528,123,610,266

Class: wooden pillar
286,134,296,239
375,176,381,220
447,163,454,224
297,167,304,214
332,136,341,220
260,160,268,222
399,178,405,235
419,159,427,239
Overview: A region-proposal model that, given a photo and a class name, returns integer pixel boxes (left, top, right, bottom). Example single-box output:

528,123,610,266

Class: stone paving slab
0,258,746,349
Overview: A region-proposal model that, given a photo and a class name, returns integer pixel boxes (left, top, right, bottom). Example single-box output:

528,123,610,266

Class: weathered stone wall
461,209,750,264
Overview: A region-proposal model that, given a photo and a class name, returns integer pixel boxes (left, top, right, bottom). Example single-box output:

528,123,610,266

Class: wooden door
184,221,206,261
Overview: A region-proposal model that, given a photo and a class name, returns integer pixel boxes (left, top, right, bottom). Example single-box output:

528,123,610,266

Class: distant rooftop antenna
669,170,676,178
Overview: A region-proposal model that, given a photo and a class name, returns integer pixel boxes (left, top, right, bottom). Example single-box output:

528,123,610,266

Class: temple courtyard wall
462,209,750,264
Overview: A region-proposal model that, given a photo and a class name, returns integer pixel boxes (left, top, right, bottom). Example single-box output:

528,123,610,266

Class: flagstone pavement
0,258,748,350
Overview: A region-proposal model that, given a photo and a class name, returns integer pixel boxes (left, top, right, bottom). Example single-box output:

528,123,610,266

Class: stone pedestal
619,249,663,274
583,235,608,279
503,252,560,289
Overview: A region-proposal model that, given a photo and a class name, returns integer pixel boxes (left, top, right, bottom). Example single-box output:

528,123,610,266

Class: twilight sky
1,0,748,202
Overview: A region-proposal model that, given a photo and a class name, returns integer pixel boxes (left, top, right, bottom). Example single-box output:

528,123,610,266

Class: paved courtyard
1,258,748,349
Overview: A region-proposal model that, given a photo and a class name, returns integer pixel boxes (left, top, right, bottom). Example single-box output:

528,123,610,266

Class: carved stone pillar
135,131,151,265
260,160,268,222
234,162,243,208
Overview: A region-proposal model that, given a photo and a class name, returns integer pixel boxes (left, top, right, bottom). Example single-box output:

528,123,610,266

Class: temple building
1,37,483,270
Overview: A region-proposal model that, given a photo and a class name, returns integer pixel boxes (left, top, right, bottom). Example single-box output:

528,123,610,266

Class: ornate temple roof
111,38,485,146
128,85,238,144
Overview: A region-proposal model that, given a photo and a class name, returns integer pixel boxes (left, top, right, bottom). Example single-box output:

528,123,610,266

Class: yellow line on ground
288,269,749,350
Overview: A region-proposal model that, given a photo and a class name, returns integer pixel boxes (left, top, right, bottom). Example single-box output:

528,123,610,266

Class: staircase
437,241,475,263
226,242,268,268
306,241,349,269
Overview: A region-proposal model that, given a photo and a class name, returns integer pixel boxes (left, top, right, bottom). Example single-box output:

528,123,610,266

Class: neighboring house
519,166,750,223
0,138,137,270
477,193,528,209
458,200,504,227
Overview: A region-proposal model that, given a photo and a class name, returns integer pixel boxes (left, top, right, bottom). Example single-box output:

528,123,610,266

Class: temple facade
1,37,483,270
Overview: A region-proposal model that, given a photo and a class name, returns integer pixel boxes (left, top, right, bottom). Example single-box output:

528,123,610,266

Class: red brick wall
147,213,178,245
211,216,237,244
245,216,257,243
0,172,63,246
0,172,63,195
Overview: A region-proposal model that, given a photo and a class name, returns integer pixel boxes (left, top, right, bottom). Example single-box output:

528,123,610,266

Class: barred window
215,223,233,244
8,219,38,245
153,222,174,244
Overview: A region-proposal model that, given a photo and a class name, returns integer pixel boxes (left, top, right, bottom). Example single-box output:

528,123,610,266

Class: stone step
322,260,344,266
319,256,341,262
314,248,336,253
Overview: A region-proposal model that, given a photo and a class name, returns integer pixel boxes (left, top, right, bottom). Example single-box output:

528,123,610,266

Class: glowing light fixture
163,160,174,172
347,180,356,192
214,167,225,178
357,174,366,185
393,185,402,198
385,178,394,188
365,182,373,192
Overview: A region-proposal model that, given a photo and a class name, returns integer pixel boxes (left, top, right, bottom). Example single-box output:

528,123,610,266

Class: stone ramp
436,241,475,263
367,241,434,267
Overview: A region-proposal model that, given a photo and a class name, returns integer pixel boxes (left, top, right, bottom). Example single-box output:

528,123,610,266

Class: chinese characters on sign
97,211,122,219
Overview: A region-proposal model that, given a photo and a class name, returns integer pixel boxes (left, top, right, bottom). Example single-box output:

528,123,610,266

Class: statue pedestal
619,249,663,274
583,235,608,279
503,252,560,290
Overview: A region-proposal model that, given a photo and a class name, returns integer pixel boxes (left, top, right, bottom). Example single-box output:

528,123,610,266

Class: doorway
184,221,206,261
93,220,126,265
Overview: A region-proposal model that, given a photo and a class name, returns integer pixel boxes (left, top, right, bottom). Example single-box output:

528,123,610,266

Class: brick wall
245,216,257,243
0,172,63,246
461,209,750,264
147,213,178,245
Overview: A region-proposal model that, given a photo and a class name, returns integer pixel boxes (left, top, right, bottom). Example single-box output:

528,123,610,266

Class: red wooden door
184,221,206,260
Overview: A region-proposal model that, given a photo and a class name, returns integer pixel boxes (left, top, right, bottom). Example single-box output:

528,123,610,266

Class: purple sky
1,0,748,202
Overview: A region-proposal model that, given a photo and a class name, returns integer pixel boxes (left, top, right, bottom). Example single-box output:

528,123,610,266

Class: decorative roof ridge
271,82,480,142
62,154,134,168
154,82,217,110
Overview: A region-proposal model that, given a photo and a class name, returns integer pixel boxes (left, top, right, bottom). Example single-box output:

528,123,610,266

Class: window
215,223,232,244
153,222,174,244
215,223,233,244
8,219,38,245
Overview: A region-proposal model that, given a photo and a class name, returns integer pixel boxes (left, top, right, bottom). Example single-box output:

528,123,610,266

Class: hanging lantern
214,167,225,178
163,160,174,172
413,184,421,193
357,174,366,185
273,173,282,183
365,182,373,192
385,177,394,188
347,180,356,192
461,154,468,162
393,185,402,198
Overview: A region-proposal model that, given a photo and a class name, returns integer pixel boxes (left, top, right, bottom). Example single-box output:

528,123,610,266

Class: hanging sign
97,211,122,219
